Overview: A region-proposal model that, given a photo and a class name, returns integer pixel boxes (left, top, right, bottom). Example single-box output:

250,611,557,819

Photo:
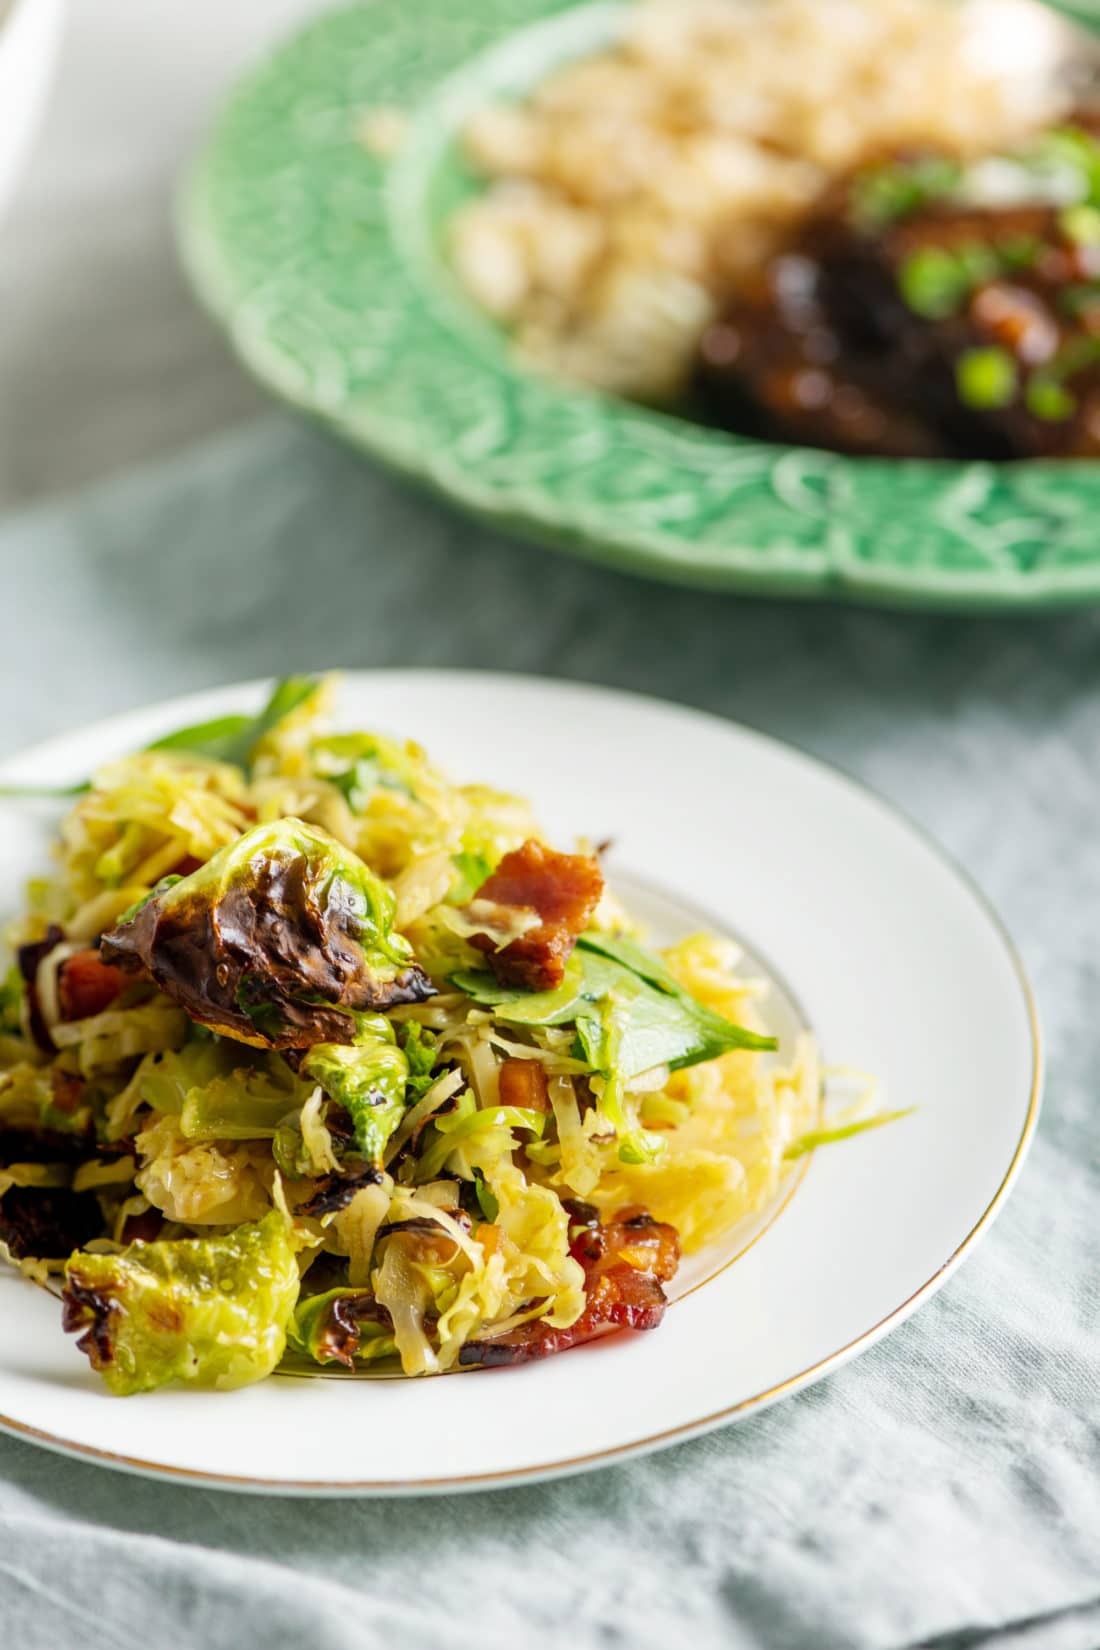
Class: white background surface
0,0,317,508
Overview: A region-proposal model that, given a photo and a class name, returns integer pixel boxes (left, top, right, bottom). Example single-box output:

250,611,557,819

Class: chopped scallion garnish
956,346,1017,410
784,1107,915,1160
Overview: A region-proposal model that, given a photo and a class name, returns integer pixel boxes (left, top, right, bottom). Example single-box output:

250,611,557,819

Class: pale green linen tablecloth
0,415,1097,1650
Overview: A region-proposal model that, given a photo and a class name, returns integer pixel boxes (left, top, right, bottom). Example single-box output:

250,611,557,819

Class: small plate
180,0,1100,611
0,673,1040,1492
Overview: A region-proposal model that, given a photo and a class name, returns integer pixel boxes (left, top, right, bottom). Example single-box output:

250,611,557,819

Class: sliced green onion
955,347,1018,410
899,247,970,318
997,234,1040,271
471,1168,499,1223
1026,377,1077,422
784,1107,915,1160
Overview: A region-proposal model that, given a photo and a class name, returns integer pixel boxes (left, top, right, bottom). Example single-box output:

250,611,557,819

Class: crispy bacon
0,1124,91,1163
58,950,129,1022
569,1205,681,1280
0,1185,103,1260
498,1057,550,1111
119,1207,165,1244
459,1205,680,1367
469,840,603,992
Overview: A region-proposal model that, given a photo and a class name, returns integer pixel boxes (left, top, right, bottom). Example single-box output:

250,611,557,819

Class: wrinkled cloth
0,415,1098,1650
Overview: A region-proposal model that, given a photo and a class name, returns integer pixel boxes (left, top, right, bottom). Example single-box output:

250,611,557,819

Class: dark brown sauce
693,120,1100,460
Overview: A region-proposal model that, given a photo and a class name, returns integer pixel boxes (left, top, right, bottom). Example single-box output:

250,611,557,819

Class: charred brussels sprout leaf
286,1287,396,1368
301,1014,409,1163
101,818,434,1049
62,1211,299,1394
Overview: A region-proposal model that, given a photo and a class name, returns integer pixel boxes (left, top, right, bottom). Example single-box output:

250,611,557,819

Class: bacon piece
58,950,129,1022
0,1186,103,1260
498,1057,550,1112
459,1205,680,1367
120,1207,165,1244
0,1125,91,1163
569,1205,680,1281
469,840,603,992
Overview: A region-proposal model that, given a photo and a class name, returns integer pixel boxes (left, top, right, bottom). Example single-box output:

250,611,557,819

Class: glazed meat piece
813,198,1100,458
697,252,948,457
459,1206,680,1366
697,125,1100,460
468,839,604,992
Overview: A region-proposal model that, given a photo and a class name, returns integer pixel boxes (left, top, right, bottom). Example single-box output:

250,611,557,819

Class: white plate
0,0,64,226
0,672,1040,1494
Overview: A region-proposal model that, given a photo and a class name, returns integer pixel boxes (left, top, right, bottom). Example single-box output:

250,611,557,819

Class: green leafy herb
955,346,1018,410
146,675,320,773
575,934,774,1074
471,1167,499,1222
850,155,961,229
784,1107,915,1160
0,678,323,803
450,957,586,1026
454,934,773,1081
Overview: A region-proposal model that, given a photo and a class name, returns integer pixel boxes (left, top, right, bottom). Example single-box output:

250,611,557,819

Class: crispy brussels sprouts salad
0,677,843,1395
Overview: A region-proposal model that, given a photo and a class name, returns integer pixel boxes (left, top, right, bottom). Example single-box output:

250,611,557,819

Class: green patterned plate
179,0,1100,609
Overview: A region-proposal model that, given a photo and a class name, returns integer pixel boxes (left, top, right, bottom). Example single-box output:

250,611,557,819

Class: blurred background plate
0,0,63,225
181,0,1100,610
